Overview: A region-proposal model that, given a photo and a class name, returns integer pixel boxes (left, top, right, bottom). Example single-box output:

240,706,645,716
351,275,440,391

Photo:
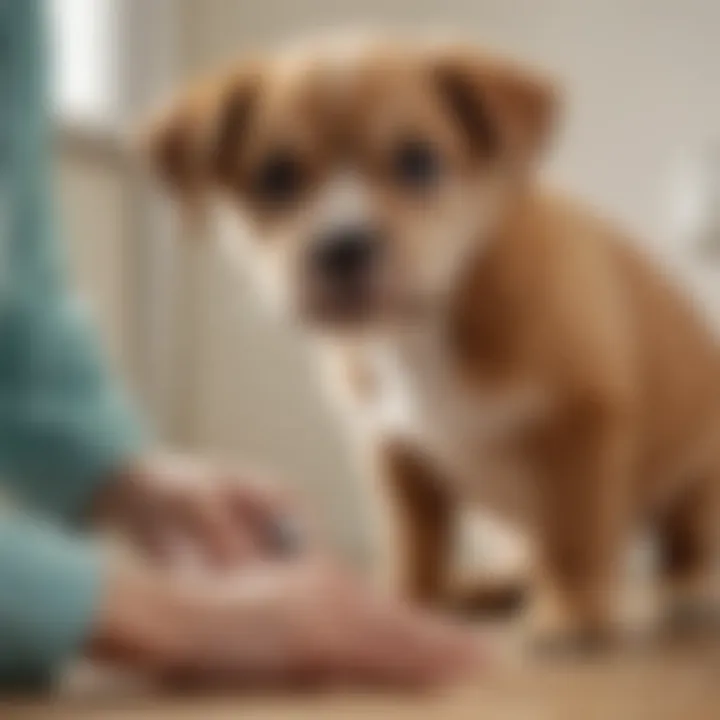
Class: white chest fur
361,325,549,524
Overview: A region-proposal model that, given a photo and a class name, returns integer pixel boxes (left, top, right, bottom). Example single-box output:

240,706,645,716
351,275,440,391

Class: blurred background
52,0,720,567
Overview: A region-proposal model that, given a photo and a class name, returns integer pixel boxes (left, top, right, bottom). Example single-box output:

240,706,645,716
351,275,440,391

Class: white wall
170,0,720,560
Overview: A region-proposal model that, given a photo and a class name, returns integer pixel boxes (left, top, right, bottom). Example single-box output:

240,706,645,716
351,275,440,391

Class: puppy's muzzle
311,225,379,284
305,224,384,322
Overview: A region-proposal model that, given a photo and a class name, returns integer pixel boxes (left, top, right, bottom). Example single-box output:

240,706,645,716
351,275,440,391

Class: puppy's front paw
524,585,618,656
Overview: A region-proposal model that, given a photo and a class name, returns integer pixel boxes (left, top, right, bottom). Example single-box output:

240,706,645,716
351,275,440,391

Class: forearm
0,0,146,522
0,381,144,522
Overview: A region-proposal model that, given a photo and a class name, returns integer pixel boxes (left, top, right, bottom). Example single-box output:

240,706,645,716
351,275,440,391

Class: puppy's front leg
375,441,454,607
527,399,635,650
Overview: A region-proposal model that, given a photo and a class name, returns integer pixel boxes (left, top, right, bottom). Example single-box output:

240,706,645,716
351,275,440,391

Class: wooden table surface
3,632,719,720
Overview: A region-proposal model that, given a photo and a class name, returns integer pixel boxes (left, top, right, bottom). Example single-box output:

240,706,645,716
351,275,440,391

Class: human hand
93,453,305,568
91,555,484,689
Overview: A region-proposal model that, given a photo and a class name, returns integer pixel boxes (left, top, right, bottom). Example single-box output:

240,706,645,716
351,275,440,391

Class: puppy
143,36,720,646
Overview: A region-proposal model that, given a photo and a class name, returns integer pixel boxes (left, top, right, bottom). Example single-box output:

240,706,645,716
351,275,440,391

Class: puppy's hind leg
524,399,635,653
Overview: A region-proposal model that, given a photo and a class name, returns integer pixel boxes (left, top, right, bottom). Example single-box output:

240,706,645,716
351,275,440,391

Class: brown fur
143,37,720,645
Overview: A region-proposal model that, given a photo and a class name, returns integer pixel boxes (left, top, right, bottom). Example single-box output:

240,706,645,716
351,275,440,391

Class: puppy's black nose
312,227,378,281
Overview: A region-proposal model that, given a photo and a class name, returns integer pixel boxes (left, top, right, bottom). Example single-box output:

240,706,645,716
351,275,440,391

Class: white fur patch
311,172,374,233
359,321,551,523
212,199,291,315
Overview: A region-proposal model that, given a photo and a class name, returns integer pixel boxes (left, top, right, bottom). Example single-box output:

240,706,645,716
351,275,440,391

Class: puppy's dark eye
253,151,304,204
393,139,441,190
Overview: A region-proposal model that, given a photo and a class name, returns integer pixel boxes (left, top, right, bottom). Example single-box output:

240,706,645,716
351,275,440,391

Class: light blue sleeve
0,0,145,687
0,511,103,688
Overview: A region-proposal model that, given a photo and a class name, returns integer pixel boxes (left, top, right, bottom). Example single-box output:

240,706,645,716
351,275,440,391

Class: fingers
117,454,320,569
175,492,259,568
173,465,315,565
223,476,320,558
338,591,484,688
133,490,259,570
281,565,484,688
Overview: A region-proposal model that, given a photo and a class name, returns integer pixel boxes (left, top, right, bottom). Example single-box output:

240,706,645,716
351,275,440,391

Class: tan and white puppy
143,36,720,646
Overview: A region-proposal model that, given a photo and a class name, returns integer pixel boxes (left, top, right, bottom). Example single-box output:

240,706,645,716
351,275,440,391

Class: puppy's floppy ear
211,68,262,187
431,47,559,166
140,87,213,197
140,65,261,197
